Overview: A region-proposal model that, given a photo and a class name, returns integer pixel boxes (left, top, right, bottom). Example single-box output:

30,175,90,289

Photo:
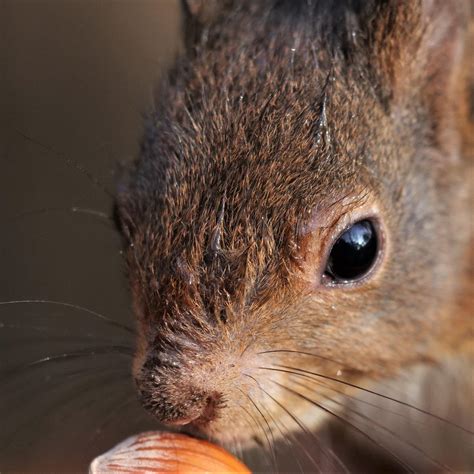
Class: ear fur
416,0,469,155
361,0,470,153
420,1,470,153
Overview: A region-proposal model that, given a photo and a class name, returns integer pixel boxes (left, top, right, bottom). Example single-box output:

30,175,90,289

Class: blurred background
0,1,181,471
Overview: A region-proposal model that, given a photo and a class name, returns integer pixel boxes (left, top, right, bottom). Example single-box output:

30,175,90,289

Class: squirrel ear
416,0,469,147
361,0,468,97
365,0,469,151
180,0,224,49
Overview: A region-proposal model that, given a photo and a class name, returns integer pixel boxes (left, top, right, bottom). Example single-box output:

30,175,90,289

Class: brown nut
89,431,251,473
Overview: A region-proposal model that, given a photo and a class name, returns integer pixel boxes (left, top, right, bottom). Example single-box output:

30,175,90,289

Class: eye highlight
323,219,379,284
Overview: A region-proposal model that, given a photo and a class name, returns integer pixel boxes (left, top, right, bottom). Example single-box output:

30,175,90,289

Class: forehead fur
118,0,465,318
124,4,393,235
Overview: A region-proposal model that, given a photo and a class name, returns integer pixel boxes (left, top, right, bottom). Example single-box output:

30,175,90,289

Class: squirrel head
116,0,472,445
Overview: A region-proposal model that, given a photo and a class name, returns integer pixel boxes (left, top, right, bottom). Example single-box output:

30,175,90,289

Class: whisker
273,380,416,473
0,300,135,335
243,374,322,474
236,440,244,465
0,328,134,350
89,395,138,445
240,406,280,472
2,364,130,406
0,322,85,335
244,391,279,473
291,377,452,471
14,128,114,199
1,368,130,454
259,348,429,403
258,349,347,369
265,413,306,473
264,413,305,473
244,374,306,473
239,404,275,470
238,389,276,470
224,429,243,465
1,345,134,380
261,365,474,434
8,207,113,226
268,390,349,474
239,404,263,442
288,372,429,429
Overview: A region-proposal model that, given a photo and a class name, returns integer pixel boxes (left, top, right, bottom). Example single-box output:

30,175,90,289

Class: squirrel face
116,0,472,445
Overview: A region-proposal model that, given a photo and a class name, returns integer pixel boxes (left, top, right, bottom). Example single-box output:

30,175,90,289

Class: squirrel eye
323,219,378,284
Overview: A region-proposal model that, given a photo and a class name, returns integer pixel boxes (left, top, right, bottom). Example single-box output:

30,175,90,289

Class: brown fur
116,0,473,469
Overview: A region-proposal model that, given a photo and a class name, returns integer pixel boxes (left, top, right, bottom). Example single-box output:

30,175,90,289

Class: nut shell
89,431,251,473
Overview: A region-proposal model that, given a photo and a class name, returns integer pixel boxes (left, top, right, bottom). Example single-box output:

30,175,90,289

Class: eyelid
297,194,387,291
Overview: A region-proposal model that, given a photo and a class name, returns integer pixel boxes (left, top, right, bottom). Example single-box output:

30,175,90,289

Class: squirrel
116,0,473,471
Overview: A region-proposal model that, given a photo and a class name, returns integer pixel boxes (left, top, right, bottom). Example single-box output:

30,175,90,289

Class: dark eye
324,219,378,283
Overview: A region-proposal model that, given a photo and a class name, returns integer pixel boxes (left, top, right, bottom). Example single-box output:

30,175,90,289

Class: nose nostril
199,393,221,423
143,386,224,429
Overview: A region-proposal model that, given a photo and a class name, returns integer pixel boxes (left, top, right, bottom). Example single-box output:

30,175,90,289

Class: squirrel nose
162,392,222,427
138,375,223,429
